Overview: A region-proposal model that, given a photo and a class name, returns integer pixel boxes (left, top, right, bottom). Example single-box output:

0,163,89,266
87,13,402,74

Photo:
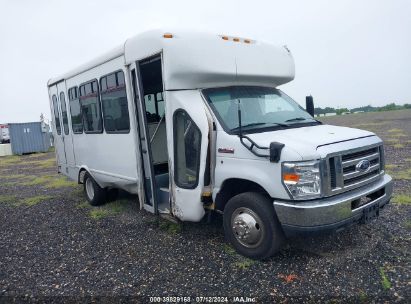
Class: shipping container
9,122,51,155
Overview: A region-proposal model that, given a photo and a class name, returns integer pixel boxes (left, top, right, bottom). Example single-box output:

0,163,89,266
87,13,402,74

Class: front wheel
83,172,107,206
223,192,285,260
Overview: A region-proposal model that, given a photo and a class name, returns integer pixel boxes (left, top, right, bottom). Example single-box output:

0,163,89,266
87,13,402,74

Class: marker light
163,33,173,38
220,35,253,44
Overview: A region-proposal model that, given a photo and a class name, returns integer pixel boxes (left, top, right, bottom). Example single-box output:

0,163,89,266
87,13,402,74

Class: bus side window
52,95,62,135
100,70,130,133
68,87,83,134
79,80,103,133
60,92,70,135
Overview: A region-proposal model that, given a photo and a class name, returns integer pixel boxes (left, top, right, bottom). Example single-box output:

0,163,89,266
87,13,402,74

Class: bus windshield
203,86,318,133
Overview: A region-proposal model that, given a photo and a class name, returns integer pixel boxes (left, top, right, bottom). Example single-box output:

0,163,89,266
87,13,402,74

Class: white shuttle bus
48,30,392,259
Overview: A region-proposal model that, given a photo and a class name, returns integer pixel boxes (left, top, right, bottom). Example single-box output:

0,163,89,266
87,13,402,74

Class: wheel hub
231,208,264,248
85,178,95,201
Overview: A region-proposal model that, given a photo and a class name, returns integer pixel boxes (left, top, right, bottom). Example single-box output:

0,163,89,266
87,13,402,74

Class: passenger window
79,80,103,133
100,71,130,133
68,87,83,134
174,110,201,188
144,94,157,122
144,92,165,123
60,92,70,135
52,95,61,135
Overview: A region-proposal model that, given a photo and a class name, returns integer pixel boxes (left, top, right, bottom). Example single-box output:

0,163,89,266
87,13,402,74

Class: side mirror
270,142,285,163
306,95,314,117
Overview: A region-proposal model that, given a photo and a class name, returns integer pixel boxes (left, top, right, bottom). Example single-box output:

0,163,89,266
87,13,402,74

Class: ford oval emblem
356,159,371,172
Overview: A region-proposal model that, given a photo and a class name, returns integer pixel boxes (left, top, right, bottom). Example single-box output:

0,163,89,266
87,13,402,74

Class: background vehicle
47,30,392,259
0,124,10,143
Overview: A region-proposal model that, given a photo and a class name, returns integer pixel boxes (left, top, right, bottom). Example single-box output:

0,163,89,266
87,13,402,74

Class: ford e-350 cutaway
47,30,393,259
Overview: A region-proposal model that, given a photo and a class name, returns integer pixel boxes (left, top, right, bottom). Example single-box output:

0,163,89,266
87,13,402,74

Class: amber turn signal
283,173,300,182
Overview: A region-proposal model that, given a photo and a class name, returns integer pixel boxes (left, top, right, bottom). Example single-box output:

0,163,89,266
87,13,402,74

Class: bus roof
48,29,295,90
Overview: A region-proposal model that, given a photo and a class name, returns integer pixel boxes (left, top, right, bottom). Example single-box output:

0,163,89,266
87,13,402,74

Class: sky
0,0,410,123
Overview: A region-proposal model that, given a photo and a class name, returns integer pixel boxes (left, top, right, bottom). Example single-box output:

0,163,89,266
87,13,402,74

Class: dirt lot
0,110,410,302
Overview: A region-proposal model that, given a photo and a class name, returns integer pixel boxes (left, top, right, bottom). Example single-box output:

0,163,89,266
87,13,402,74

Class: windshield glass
203,86,317,132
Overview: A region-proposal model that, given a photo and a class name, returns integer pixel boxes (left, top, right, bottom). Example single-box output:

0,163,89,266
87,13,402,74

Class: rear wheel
223,192,285,260
83,172,106,206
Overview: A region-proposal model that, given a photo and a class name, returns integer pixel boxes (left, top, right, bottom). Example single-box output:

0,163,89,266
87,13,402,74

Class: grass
379,267,391,290
0,155,21,166
387,128,404,133
90,208,112,220
47,177,76,188
76,201,91,209
393,168,411,180
390,134,407,139
159,220,182,234
0,173,31,180
88,200,129,220
358,290,368,303
391,194,411,205
392,143,405,149
21,174,76,188
385,164,399,170
384,139,401,146
24,158,56,169
353,122,387,128
222,243,256,269
21,195,53,206
233,258,256,270
404,220,411,231
222,243,237,256
0,194,18,204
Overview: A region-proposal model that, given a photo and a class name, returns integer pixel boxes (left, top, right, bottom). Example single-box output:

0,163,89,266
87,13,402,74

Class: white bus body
48,30,392,259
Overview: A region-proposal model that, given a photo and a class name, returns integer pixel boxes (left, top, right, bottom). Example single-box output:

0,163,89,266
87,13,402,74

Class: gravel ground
0,110,410,303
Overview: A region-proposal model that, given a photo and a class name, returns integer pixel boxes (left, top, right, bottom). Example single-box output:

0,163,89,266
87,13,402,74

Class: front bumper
273,174,393,235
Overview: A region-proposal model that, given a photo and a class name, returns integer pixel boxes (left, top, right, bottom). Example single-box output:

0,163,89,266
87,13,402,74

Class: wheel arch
78,166,92,184
215,178,271,212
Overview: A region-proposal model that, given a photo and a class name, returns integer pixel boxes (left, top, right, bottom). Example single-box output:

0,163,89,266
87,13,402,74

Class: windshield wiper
285,117,309,122
231,122,289,131
285,117,323,124
231,122,266,131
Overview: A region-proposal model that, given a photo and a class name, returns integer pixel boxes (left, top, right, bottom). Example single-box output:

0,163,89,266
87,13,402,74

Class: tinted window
100,71,130,133
174,110,201,189
60,92,70,135
68,87,83,133
52,95,61,135
79,80,103,133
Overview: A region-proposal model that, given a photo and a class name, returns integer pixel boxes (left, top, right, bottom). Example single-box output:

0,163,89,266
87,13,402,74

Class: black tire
223,192,285,260
83,172,107,206
107,188,119,202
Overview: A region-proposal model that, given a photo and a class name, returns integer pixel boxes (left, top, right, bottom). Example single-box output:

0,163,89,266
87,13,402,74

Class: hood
247,124,377,160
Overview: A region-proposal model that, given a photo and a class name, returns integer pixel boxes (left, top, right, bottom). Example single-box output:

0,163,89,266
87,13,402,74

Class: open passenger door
165,90,210,222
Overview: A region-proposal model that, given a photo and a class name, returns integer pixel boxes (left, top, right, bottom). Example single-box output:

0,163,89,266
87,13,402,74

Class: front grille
326,145,383,195
341,147,378,162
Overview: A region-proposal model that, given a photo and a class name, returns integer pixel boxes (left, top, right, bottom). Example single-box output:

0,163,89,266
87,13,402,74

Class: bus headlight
282,160,321,199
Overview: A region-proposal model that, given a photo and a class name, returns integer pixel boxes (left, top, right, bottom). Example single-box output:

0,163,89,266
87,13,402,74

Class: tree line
314,103,411,115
